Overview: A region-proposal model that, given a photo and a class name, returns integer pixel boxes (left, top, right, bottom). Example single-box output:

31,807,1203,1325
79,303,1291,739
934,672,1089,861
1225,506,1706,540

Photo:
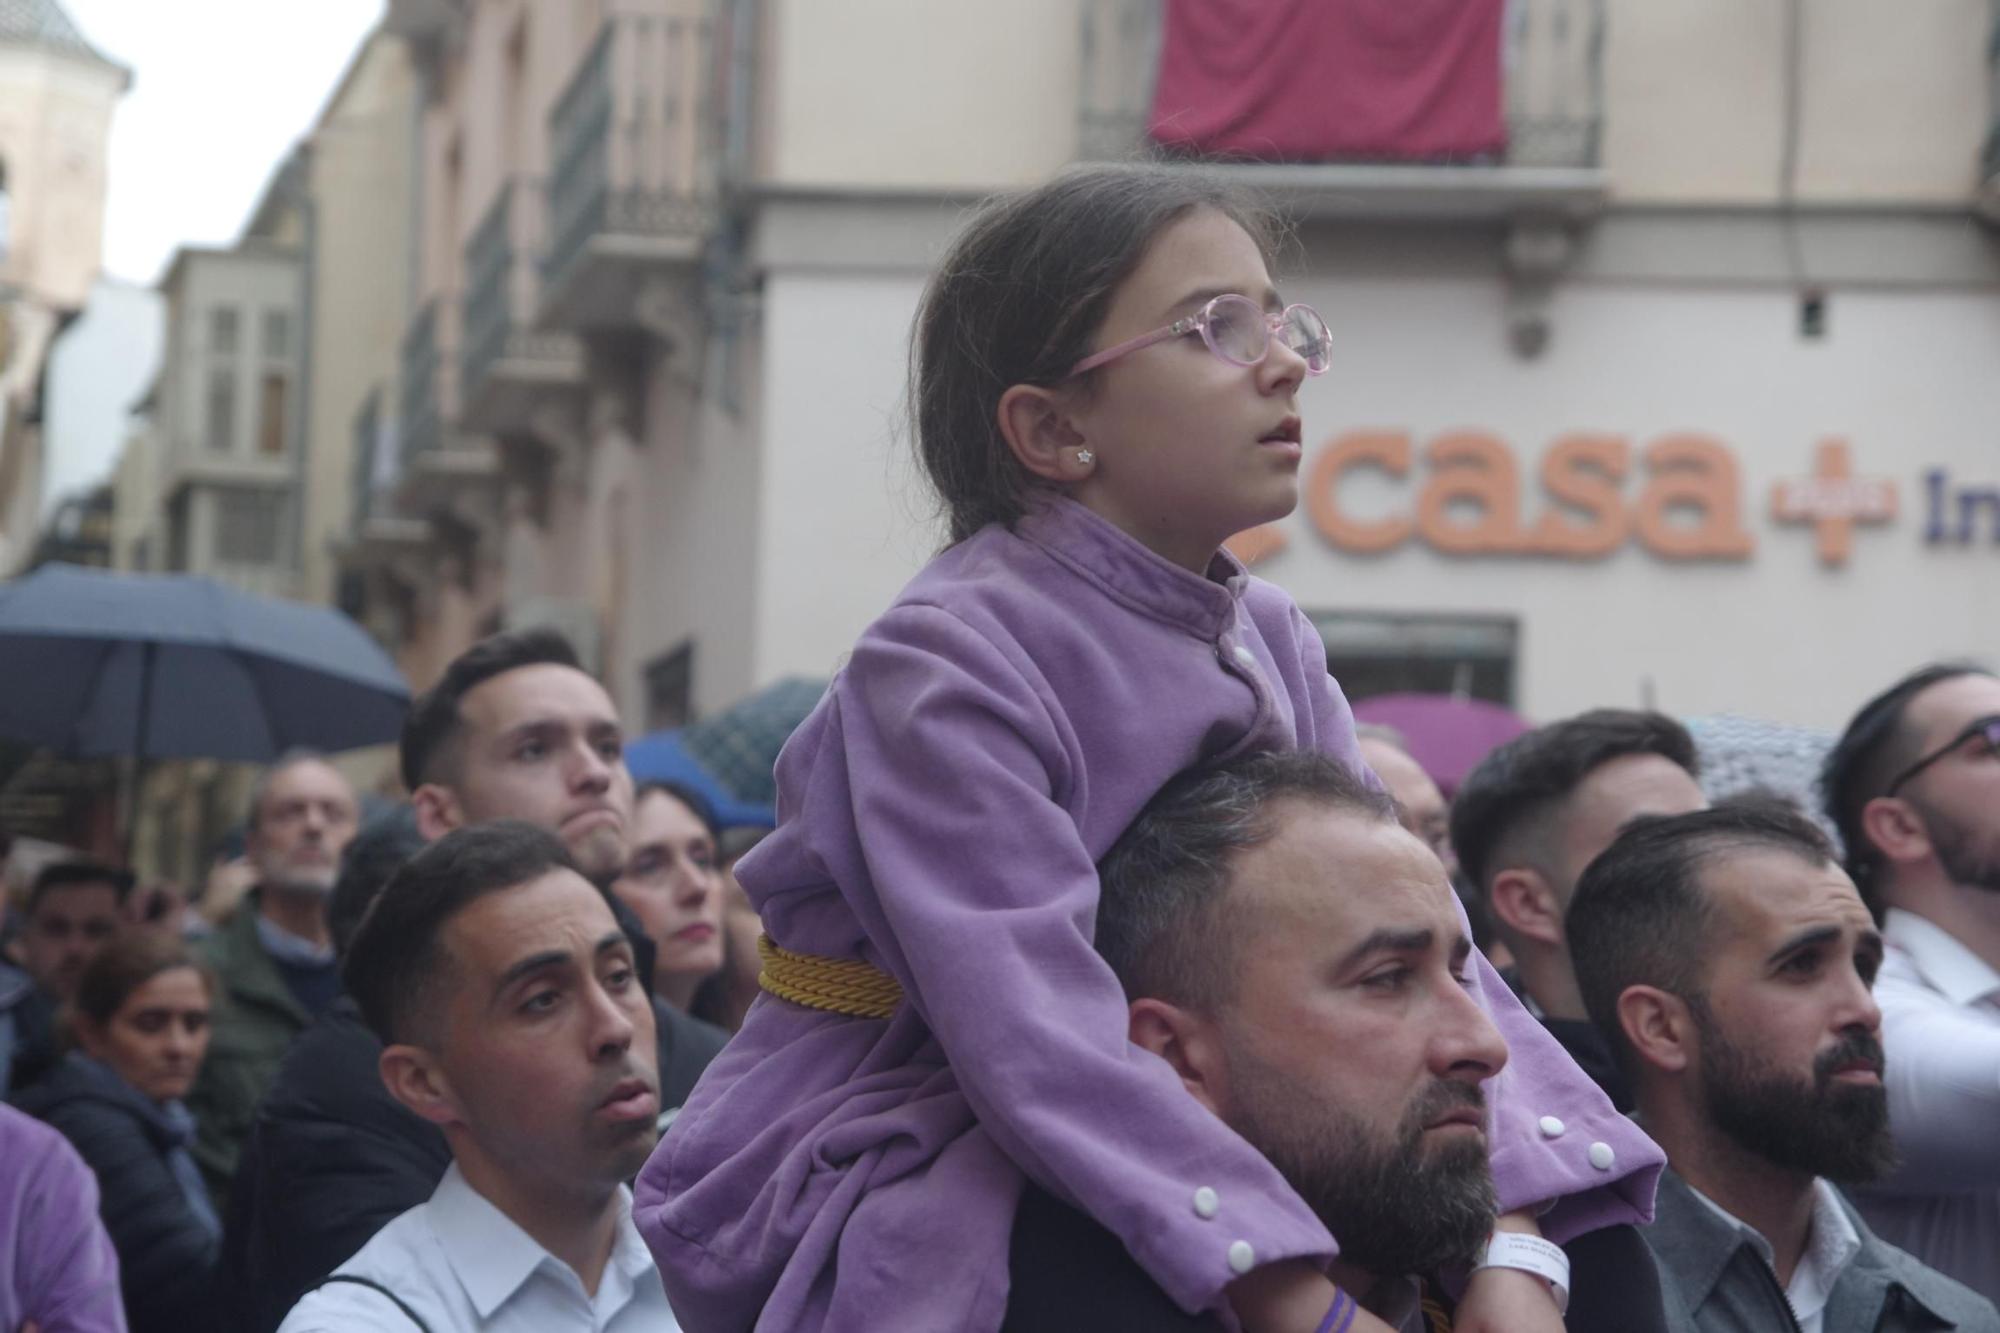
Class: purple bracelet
1316,1288,1357,1333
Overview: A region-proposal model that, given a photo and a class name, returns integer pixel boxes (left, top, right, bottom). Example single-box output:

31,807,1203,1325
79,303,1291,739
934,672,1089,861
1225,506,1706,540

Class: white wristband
1473,1231,1571,1314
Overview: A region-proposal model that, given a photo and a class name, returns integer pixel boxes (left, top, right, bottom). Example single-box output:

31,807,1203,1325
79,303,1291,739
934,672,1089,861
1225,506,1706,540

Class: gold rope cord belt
757,934,904,1019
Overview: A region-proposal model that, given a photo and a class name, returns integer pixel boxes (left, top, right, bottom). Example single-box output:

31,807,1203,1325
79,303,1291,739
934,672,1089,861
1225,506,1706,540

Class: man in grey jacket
1568,801,1999,1332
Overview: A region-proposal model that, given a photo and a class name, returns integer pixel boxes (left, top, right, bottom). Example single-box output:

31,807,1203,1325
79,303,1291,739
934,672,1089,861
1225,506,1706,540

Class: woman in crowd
612,781,728,1015
14,932,225,1333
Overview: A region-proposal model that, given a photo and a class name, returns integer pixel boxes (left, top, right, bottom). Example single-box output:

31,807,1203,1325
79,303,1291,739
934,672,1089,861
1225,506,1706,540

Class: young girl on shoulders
635,165,1661,1333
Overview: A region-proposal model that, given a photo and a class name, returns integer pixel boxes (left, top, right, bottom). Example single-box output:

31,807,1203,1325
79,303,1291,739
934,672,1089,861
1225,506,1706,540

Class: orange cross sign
1770,440,1896,567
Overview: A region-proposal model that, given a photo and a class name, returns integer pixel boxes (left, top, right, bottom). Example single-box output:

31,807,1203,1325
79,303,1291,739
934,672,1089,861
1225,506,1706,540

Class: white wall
739,254,2000,735
1254,273,2000,729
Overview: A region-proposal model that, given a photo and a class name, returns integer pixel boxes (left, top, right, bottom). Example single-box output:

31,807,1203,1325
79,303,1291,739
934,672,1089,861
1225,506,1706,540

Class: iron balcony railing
398,297,455,461
1078,0,1606,169
544,3,720,298
462,177,580,409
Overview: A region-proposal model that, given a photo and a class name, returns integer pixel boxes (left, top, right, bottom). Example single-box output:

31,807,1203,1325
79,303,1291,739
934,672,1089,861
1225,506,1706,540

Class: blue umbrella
623,730,778,830
0,563,410,762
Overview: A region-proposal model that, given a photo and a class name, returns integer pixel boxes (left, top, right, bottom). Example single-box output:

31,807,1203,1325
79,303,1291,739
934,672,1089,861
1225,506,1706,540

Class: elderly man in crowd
1004,751,1666,1333
2,861,130,1094
1451,709,1708,1110
186,751,360,1198
278,821,678,1331
1820,663,2000,1305
1569,802,1998,1331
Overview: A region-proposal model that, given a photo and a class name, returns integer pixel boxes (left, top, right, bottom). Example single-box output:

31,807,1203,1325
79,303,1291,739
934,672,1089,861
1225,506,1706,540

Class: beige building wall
0,45,125,310
764,0,1080,191
299,33,421,604
1601,0,1989,204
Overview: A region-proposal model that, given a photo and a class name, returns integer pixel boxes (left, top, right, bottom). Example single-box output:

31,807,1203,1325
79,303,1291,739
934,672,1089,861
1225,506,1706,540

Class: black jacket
225,993,730,1333
13,1053,226,1333
223,996,452,1333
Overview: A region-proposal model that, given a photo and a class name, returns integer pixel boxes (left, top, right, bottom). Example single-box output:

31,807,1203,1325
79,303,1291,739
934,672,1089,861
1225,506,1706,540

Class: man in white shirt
277,821,678,1332
1821,664,2000,1305
1569,802,1998,1332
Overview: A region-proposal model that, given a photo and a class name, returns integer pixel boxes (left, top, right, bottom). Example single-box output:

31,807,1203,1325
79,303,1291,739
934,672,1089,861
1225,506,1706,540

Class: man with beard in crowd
1821,664,2000,1306
1451,709,1708,1111
188,751,359,1198
1004,752,1620,1332
1570,802,1998,1331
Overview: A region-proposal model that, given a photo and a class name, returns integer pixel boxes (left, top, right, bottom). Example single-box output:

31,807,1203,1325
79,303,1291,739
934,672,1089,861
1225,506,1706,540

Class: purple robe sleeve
830,604,1336,1316
1,1108,127,1333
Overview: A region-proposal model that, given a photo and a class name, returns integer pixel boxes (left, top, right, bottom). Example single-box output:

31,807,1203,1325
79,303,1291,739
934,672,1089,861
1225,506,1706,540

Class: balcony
344,387,427,569
395,297,498,515
1078,0,1608,222
540,3,721,333
461,178,585,437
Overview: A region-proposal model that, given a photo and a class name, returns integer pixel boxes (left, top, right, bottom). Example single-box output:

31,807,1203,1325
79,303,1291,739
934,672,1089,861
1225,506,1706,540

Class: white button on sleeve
1233,645,1257,667
1227,1240,1256,1274
1588,1141,1615,1171
1538,1115,1565,1139
1193,1187,1219,1219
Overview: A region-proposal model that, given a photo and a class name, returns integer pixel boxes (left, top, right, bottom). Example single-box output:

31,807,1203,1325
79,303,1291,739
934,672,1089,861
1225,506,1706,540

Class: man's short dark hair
1819,662,1992,914
328,804,428,961
1449,709,1699,894
27,862,134,918
398,628,583,791
1095,750,1397,1013
342,820,583,1045
1568,800,1836,1076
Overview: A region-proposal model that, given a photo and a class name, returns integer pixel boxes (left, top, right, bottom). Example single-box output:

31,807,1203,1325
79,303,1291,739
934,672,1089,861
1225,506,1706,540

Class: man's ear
1615,984,1694,1077
1128,997,1230,1120
1859,795,1932,871
410,784,463,842
1489,866,1563,947
379,1043,462,1129
996,383,1094,485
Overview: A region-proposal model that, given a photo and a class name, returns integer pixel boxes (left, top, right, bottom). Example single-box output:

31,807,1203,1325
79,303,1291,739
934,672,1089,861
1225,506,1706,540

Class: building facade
0,0,127,571
345,0,2000,735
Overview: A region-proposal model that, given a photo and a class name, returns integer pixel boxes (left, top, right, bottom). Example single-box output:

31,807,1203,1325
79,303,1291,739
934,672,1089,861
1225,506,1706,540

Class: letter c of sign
1308,432,1413,554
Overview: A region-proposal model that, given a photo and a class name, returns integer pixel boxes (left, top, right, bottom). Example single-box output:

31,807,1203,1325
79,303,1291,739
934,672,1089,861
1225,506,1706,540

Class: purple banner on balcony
1149,0,1505,162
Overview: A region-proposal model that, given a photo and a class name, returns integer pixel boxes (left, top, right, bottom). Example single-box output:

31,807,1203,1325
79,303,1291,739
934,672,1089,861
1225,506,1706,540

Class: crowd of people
2,164,1999,1332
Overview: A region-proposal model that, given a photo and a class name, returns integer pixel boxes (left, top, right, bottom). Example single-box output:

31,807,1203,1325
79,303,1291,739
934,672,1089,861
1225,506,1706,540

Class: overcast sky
65,0,385,286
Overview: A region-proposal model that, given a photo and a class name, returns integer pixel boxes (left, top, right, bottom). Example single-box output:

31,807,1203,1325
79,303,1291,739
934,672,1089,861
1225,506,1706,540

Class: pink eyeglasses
1068,293,1332,379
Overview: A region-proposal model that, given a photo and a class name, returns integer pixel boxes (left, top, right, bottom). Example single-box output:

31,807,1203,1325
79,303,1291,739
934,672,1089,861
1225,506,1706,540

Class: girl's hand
1454,1264,1566,1333
1455,1210,1566,1333
1226,1259,1396,1333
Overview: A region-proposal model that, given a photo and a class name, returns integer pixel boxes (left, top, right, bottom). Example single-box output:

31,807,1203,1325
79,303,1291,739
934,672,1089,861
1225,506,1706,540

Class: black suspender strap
311,1274,434,1332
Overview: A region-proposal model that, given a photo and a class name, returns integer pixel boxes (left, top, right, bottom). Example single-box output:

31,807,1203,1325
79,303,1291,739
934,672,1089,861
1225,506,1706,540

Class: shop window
1308,611,1518,706
215,490,284,564
645,642,695,732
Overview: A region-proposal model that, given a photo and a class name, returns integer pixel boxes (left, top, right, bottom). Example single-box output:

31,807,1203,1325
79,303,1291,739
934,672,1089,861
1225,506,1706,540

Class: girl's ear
997,383,1094,485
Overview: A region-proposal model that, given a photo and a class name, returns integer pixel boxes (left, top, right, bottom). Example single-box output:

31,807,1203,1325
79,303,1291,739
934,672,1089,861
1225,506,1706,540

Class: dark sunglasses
1884,714,2000,798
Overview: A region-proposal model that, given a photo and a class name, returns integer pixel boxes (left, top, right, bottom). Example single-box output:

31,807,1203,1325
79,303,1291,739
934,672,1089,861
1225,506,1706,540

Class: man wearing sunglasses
1821,663,2000,1305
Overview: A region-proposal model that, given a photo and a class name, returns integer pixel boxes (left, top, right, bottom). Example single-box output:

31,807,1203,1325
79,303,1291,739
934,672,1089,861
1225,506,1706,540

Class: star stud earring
1075,449,1094,465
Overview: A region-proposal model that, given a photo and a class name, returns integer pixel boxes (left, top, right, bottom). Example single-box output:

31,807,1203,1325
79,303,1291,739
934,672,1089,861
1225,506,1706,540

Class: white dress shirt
1855,908,2000,1305
277,1163,680,1332
1691,1178,1863,1333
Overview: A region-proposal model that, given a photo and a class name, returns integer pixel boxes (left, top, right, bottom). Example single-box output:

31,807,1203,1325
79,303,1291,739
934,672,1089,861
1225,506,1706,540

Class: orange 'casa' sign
1300,431,1757,561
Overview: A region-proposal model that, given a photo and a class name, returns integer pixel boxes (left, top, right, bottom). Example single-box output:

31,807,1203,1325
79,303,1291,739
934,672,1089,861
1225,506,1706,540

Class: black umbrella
0,563,409,761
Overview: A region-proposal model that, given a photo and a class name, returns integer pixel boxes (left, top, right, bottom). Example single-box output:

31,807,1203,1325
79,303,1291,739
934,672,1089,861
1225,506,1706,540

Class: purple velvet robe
637,497,1662,1331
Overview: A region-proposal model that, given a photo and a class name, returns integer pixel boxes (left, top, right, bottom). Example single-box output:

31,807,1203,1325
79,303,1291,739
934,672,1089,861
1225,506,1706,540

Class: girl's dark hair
71,933,213,1034
913,164,1278,544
